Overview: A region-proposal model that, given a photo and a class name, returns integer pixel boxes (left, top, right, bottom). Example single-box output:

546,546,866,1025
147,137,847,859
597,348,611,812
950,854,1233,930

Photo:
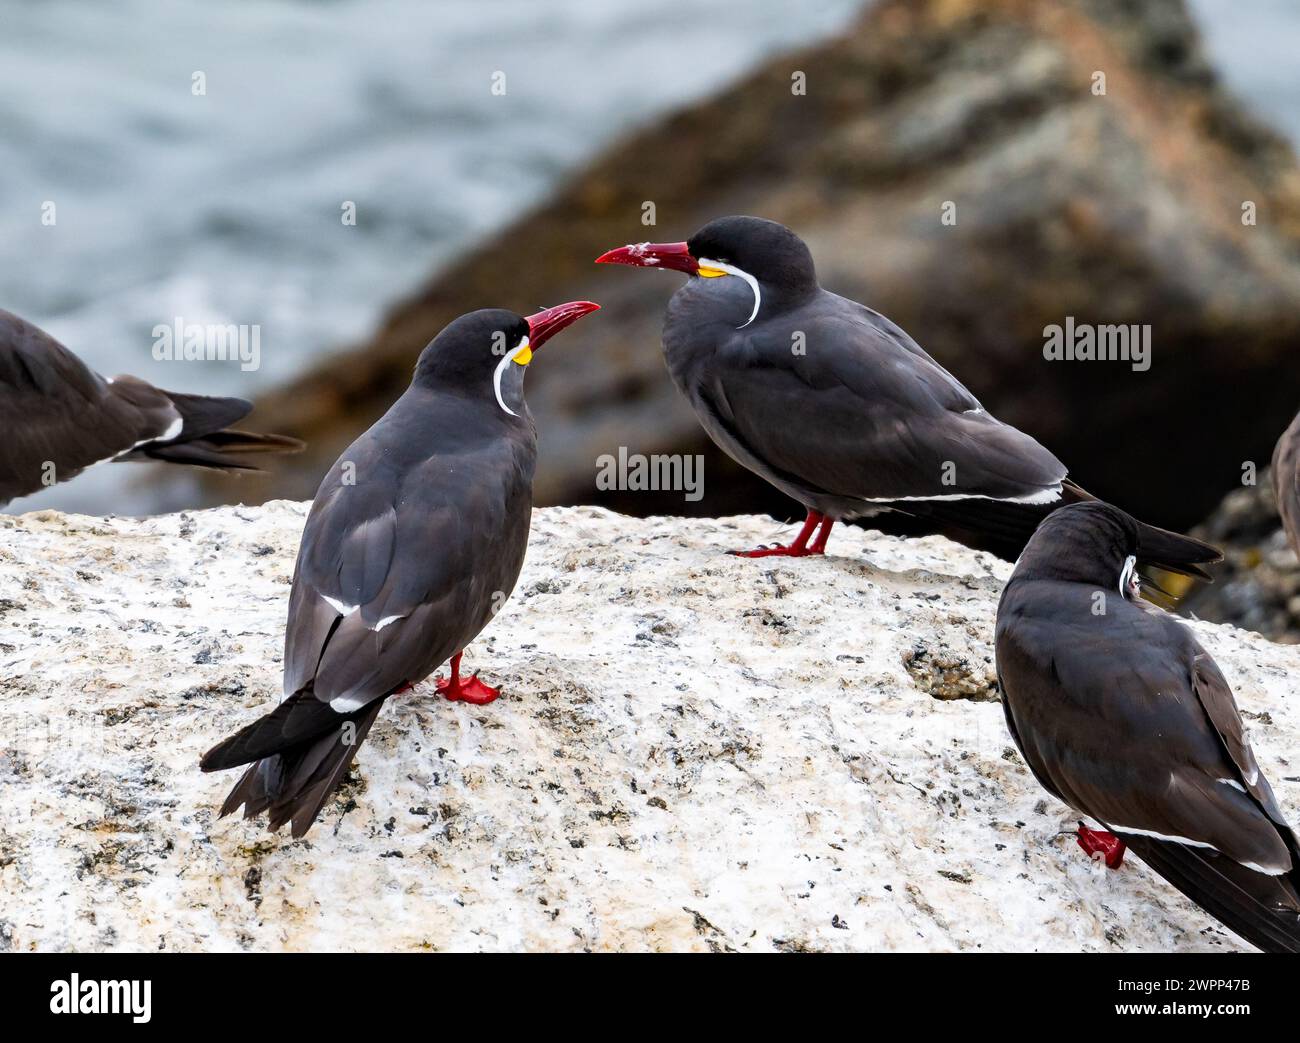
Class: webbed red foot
729,543,818,558
729,510,834,558
1077,824,1126,869
435,651,501,705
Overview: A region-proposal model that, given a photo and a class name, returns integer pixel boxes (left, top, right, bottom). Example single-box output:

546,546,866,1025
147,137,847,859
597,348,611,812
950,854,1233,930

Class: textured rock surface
2,504,1298,952
1186,469,1300,643
200,0,1300,537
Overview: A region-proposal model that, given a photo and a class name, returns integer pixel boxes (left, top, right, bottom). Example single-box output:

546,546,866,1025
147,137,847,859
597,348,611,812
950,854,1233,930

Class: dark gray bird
0,308,302,507
200,301,600,837
1273,408,1300,559
596,217,1218,577
996,501,1300,952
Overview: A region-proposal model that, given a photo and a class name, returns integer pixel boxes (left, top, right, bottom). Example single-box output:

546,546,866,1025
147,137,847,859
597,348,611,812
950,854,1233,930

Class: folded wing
700,307,1067,505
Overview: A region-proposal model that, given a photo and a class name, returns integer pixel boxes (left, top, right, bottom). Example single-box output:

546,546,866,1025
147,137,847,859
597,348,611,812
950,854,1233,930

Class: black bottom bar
0,952,1287,1028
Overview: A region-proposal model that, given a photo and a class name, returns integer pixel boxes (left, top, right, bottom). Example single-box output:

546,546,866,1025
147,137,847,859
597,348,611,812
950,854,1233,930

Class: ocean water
1,0,1297,515
0,0,862,514
1187,0,1300,146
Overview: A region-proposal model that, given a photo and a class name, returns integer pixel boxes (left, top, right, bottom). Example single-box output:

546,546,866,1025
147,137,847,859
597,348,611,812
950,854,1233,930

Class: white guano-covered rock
1,503,1297,952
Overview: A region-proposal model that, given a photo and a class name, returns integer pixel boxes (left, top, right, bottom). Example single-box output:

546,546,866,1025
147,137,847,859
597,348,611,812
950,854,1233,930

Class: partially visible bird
1272,408,1300,559
596,216,1219,579
996,501,1300,953
200,301,600,838
0,309,302,507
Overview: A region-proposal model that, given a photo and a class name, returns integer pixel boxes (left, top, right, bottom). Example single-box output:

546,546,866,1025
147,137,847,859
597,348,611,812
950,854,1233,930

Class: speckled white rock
0,503,1296,953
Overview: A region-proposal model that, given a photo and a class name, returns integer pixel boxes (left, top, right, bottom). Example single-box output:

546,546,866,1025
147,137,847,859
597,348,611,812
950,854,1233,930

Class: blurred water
0,0,862,514
1188,0,1300,146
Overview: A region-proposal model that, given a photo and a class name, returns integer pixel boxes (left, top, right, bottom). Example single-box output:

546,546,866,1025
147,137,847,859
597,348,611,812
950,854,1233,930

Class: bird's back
284,384,536,701
664,284,1065,512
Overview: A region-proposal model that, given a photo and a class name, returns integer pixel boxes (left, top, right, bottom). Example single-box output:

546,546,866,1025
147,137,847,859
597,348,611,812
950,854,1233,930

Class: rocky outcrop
1185,469,1300,643
2,504,1297,952
196,0,1300,537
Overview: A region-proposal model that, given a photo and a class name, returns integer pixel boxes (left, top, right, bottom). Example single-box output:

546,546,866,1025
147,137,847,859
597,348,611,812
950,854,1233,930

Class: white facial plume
1118,554,1140,599
697,257,761,328
494,335,531,416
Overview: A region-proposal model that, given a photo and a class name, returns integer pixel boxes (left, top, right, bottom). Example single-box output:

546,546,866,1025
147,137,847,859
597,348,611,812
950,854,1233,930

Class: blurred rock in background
194,0,1300,541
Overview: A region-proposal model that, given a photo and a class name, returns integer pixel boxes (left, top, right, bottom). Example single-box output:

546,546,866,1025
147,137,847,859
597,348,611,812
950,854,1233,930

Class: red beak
594,241,699,274
524,300,601,348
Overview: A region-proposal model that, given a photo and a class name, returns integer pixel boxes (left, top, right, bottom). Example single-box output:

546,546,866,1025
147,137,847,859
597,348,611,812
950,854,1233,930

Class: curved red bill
525,300,601,348
594,241,699,274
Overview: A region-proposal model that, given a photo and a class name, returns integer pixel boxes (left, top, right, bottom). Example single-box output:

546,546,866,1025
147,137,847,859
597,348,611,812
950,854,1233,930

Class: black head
688,216,817,294
412,302,599,414
595,216,818,315
1015,502,1141,593
413,309,529,390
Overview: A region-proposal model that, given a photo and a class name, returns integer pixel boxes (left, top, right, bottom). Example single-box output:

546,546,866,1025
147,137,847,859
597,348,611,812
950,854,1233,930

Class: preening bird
0,309,302,507
1272,408,1300,559
596,216,1219,578
996,501,1300,953
200,301,600,837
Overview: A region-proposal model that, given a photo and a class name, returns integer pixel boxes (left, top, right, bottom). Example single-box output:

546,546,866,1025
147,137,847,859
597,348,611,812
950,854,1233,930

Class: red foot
1077,824,1126,869
437,673,500,705
435,651,500,705
729,510,834,558
730,543,820,559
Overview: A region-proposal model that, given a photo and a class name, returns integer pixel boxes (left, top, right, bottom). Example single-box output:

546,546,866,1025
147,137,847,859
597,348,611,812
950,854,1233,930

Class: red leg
729,510,826,558
1077,824,1126,869
808,515,834,555
435,651,501,705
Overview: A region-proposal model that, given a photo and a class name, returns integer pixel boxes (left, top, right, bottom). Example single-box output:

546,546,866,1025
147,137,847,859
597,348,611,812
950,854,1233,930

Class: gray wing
695,301,1066,504
0,310,183,503
283,422,533,712
1190,651,1295,840
998,588,1294,873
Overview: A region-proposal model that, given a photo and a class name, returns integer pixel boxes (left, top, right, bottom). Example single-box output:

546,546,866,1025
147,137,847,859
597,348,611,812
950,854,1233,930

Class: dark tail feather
202,692,386,838
201,689,351,771
270,701,384,838
141,428,304,471
1122,835,1300,953
894,495,1052,561
889,481,1220,580
162,390,253,435
121,389,303,471
218,755,286,821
